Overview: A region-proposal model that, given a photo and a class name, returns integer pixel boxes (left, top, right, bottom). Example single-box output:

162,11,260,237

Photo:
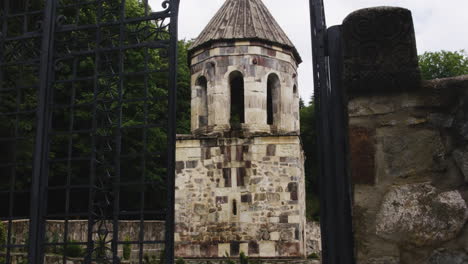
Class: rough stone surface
379,129,444,179
306,221,322,257
428,249,468,264
175,136,306,258
348,75,468,263
343,7,421,93
454,149,468,183
349,126,375,184
375,183,468,246
362,257,399,264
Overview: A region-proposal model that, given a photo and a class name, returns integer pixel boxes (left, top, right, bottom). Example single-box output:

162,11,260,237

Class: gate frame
0,0,179,263
309,0,356,263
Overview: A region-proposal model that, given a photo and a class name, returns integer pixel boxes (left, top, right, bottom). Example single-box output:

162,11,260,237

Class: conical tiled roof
189,0,301,63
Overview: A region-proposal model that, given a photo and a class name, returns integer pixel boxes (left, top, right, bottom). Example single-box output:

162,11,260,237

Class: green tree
300,98,319,221
0,0,192,216
419,50,468,80
123,237,132,260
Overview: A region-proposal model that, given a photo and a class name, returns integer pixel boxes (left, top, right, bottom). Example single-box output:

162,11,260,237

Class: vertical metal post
165,0,180,263
309,0,332,262
327,25,355,264
310,0,356,263
29,0,56,263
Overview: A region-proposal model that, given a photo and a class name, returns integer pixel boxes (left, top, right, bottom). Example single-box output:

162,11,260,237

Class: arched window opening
267,74,281,125
232,199,238,216
293,85,298,96
196,76,208,127
229,71,244,126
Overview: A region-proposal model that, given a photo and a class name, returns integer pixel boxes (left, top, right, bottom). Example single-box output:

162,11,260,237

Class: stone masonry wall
174,135,306,258
348,76,468,264
2,220,165,261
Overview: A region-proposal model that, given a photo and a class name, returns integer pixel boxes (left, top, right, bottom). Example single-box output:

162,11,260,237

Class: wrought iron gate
310,0,355,263
0,0,179,263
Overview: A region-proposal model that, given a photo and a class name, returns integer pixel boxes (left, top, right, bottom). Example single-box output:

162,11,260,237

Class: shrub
123,237,131,260
62,241,84,258
239,252,248,264
143,254,158,264
176,257,186,264
223,252,235,264
308,252,320,259
0,221,6,251
94,237,106,259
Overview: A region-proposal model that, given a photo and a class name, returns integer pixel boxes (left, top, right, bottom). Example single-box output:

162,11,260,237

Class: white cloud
150,0,468,103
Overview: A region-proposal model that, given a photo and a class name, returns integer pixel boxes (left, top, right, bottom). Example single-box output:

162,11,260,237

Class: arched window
196,76,208,127
293,85,298,96
229,71,244,126
267,74,280,125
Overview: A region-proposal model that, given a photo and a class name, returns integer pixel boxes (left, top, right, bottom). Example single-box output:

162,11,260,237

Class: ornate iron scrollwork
0,0,179,263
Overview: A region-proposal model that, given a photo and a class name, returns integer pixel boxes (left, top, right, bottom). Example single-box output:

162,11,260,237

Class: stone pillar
342,7,421,94
344,7,468,264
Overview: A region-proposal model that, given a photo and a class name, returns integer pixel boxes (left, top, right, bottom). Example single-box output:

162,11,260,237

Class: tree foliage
0,0,191,217
419,50,468,80
300,98,319,221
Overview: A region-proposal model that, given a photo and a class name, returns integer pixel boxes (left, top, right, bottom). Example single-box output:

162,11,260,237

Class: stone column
343,7,468,264
342,7,421,94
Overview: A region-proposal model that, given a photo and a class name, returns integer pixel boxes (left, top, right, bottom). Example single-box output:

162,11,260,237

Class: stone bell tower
175,0,306,259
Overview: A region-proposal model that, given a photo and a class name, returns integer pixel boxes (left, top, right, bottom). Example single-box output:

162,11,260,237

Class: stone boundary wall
348,75,468,264
3,219,321,262
2,220,165,261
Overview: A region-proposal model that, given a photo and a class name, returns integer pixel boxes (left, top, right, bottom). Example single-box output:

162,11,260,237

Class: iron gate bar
309,0,356,263
310,0,331,261
29,0,56,262
327,25,355,264
165,1,180,263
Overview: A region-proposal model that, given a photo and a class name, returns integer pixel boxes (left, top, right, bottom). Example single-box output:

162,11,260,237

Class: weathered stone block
279,214,288,224
343,7,421,93
379,129,444,179
176,161,185,173
278,242,301,257
428,249,468,264
241,194,252,203
453,149,468,183
186,160,199,169
376,183,468,246
218,243,230,257
259,241,276,257
216,196,228,204
349,126,375,185
267,144,276,156
270,231,280,241
200,243,218,258
240,243,249,256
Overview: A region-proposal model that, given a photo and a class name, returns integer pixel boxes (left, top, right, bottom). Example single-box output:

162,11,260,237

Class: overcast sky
150,0,468,103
